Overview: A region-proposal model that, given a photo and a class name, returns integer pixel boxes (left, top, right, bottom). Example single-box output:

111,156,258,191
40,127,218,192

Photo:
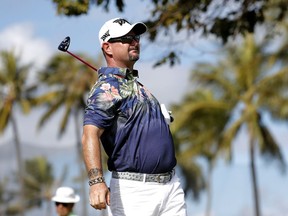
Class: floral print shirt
83,67,176,174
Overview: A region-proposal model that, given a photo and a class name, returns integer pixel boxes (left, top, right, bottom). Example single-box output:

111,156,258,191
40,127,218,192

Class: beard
128,47,140,61
129,54,139,61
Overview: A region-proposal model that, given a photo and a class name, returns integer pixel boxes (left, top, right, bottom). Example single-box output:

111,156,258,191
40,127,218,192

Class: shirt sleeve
83,79,122,129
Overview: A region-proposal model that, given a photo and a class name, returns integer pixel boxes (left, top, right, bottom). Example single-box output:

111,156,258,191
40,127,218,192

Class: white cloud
0,23,54,79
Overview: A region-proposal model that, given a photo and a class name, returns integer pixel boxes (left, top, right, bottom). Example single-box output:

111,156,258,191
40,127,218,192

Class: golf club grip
67,51,97,71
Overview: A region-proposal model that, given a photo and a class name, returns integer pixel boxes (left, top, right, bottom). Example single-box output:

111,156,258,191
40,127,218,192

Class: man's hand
82,125,109,209
89,182,110,210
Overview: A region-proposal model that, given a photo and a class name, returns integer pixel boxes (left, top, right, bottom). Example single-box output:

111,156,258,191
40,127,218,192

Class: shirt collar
98,67,138,80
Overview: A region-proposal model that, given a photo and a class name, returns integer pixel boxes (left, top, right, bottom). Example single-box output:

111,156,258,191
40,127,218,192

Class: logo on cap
113,18,130,26
101,30,110,42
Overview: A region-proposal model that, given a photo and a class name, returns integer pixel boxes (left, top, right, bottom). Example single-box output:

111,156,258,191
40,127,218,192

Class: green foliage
52,0,125,15
171,89,231,198
193,33,287,169
0,179,9,206
35,53,99,136
153,51,180,67
172,90,231,157
5,205,21,215
50,0,288,42
35,52,102,215
0,50,37,215
0,50,34,133
23,157,54,208
0,157,55,215
171,31,288,210
181,162,206,200
52,0,90,15
49,0,288,66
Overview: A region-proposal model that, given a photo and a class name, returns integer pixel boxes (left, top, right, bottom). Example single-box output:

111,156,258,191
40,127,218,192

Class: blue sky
1,0,288,216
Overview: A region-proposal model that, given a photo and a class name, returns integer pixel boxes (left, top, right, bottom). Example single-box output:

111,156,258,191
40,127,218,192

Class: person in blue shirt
82,17,187,216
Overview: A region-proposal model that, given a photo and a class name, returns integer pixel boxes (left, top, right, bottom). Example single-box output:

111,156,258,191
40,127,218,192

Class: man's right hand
89,182,110,210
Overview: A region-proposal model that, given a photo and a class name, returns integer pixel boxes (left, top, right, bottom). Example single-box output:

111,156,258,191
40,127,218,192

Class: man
51,186,80,216
82,17,187,216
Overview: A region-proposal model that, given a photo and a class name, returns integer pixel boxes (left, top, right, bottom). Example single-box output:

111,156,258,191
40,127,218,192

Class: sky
1,0,288,216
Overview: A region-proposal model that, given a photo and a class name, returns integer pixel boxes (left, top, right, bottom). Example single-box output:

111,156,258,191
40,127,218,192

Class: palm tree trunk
249,137,261,216
205,162,212,216
45,197,52,216
74,111,88,216
11,113,25,216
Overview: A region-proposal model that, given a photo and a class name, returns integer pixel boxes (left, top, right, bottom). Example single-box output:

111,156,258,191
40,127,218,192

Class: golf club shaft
66,50,97,71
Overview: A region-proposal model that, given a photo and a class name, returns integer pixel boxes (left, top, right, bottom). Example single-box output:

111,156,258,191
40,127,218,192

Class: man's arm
82,124,110,209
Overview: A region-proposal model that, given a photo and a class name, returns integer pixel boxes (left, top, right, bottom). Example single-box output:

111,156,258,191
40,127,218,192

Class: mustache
128,46,139,52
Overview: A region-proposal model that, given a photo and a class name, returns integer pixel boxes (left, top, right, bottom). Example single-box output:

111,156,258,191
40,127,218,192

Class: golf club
58,36,98,71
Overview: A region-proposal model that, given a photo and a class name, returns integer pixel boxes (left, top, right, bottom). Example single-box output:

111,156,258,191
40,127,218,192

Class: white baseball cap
98,17,147,47
51,187,80,203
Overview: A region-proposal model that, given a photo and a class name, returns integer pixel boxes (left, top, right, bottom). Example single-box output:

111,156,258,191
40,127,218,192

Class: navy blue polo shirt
83,67,176,174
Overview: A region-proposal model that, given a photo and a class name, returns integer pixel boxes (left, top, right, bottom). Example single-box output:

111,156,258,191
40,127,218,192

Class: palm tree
172,32,288,216
35,53,100,216
0,50,35,215
171,89,231,216
23,156,54,215
0,178,9,215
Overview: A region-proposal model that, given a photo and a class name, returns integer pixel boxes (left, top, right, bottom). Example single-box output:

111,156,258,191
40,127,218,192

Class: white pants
109,174,187,216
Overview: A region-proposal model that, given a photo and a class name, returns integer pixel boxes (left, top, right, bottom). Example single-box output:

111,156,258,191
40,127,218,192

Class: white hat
51,187,80,203
98,17,147,47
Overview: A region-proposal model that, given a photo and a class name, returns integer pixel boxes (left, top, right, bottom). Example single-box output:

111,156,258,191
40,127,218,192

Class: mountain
0,142,79,181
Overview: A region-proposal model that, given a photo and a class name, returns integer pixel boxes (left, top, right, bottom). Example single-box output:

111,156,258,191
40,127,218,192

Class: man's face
55,202,74,216
107,31,141,66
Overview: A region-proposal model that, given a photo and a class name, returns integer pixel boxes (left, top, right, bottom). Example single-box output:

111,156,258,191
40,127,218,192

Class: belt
112,169,175,184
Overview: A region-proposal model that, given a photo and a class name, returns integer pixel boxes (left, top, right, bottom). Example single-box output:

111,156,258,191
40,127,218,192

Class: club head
58,36,70,52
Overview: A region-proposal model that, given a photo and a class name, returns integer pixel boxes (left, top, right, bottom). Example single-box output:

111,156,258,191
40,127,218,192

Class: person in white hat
82,17,187,216
51,186,80,216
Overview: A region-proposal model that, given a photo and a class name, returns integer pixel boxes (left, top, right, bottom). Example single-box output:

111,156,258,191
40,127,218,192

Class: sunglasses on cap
108,35,140,44
55,202,72,207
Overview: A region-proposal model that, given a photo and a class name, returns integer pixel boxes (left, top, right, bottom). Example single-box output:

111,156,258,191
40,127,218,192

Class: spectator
51,186,80,216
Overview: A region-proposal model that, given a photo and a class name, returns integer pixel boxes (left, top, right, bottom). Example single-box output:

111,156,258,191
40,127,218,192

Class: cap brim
131,22,147,35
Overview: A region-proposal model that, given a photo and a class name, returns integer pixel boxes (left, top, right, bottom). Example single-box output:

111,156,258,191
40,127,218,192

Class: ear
102,42,112,56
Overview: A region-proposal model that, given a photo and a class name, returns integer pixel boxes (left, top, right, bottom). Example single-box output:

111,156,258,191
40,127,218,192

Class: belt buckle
156,174,164,183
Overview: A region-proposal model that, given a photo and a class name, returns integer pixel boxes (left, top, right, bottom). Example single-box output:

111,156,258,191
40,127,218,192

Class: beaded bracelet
89,176,105,186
